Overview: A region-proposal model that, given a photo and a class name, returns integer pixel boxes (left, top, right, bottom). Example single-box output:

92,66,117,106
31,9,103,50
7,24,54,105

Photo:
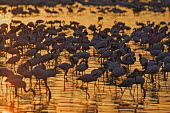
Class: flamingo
136,21,145,27
17,62,29,75
127,68,145,78
43,37,55,51
66,45,77,54
146,43,164,51
24,48,37,57
121,52,136,69
108,61,120,72
91,68,103,89
94,40,107,49
21,69,33,87
122,35,132,43
76,73,98,99
118,69,146,99
144,60,162,83
57,62,74,78
56,62,74,90
81,43,90,52
163,56,170,64
97,48,109,55
26,57,41,70
45,68,58,77
161,63,170,81
110,66,128,78
118,44,130,56
0,68,14,77
99,50,112,61
5,74,23,83
101,60,113,69
0,68,14,84
77,74,98,84
5,47,21,56
139,54,148,68
40,53,54,68
156,52,170,61
91,69,103,78
31,68,52,100
69,55,79,67
6,77,35,98
76,59,89,75
118,78,134,87
6,53,21,71
51,49,60,65
128,69,146,99
79,52,90,60
149,49,162,58
27,22,35,28
35,19,44,26
98,16,103,23
35,42,47,52
33,62,46,70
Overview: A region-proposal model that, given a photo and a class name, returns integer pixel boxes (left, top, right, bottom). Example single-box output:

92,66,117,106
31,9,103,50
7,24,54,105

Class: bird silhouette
76,73,98,99
144,60,162,83
76,59,88,75
6,76,35,98
31,68,52,100
56,62,74,90
6,53,21,71
161,63,170,81
119,68,146,99
110,66,128,78
139,54,148,68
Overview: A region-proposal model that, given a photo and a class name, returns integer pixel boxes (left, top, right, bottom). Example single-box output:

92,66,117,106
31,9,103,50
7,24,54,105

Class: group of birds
0,10,169,102
0,0,169,17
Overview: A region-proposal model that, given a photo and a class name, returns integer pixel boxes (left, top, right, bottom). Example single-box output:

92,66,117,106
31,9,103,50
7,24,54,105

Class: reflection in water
0,1,169,113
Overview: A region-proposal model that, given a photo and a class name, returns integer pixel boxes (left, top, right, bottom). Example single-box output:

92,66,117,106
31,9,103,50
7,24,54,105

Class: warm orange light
2,111,11,113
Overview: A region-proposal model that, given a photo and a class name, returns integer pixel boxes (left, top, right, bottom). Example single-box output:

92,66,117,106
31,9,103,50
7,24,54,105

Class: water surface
0,3,170,113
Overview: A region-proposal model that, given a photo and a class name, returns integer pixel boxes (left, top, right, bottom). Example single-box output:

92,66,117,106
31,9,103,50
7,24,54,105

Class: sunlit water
0,2,170,113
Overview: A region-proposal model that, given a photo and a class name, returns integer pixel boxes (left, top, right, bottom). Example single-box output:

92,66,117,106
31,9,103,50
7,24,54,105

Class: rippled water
0,2,170,113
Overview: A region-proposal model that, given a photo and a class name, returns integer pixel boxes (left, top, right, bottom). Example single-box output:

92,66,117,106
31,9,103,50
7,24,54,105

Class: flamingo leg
14,87,23,99
120,87,127,100
94,81,100,91
141,84,146,99
151,74,154,83
44,78,51,101
86,82,90,99
129,86,135,101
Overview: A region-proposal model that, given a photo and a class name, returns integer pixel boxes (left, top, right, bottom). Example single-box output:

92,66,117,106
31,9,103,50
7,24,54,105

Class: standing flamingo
118,69,146,100
76,73,98,99
110,66,128,78
144,60,162,83
56,62,74,90
76,59,89,75
6,77,35,98
6,53,21,71
139,54,148,68
121,52,136,69
31,68,52,100
161,63,170,81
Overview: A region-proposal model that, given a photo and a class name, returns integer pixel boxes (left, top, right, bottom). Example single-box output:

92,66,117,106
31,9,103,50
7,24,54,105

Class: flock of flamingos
0,16,169,101
0,1,169,112
0,0,170,16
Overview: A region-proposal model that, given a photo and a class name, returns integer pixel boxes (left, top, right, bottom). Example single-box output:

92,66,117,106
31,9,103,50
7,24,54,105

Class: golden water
0,3,169,113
